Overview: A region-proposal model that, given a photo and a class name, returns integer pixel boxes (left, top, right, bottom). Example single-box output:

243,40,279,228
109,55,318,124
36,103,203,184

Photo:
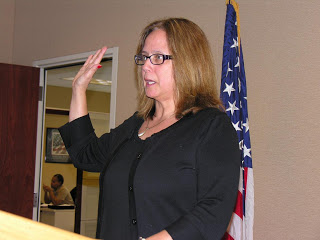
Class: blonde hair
135,18,222,119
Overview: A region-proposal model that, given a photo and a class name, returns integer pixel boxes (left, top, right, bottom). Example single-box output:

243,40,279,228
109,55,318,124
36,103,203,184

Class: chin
145,91,157,99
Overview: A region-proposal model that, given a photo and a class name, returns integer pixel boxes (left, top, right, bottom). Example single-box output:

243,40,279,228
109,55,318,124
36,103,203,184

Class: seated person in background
43,174,74,205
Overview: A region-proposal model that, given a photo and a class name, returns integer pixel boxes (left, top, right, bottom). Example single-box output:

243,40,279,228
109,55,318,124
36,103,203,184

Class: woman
59,18,240,240
43,174,74,205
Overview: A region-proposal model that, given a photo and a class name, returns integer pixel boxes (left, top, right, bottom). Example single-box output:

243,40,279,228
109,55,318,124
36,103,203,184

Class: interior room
1,0,320,239
39,60,112,237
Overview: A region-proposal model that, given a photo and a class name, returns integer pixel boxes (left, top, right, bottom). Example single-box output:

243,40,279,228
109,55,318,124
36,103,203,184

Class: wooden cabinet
0,63,39,219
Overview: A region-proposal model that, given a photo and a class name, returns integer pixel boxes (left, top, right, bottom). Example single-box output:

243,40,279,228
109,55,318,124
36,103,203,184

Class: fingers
92,46,107,65
83,47,107,74
81,63,102,83
87,46,107,65
90,48,102,64
78,47,107,74
83,54,94,68
72,47,107,90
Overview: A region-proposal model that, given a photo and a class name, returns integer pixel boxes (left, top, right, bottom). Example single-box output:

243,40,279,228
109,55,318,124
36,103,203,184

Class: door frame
32,47,119,221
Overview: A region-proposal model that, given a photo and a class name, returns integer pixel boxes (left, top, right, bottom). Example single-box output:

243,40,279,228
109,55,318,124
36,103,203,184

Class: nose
141,58,153,73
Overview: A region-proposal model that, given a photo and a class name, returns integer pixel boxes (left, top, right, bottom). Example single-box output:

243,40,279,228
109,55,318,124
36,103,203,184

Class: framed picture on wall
45,128,71,163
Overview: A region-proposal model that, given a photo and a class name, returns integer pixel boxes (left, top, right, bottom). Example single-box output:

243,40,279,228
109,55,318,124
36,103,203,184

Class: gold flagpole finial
226,0,241,57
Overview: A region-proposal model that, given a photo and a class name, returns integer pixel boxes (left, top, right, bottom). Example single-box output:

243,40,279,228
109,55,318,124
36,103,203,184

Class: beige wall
0,0,15,63
2,0,320,239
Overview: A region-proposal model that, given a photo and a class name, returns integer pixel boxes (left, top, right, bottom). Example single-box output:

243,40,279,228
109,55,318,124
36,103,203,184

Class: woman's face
141,29,175,103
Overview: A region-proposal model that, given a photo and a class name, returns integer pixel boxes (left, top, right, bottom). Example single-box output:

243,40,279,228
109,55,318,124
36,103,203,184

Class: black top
59,108,240,240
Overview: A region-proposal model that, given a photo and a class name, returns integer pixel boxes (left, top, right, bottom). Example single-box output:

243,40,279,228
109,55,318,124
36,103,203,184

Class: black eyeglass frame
134,54,173,66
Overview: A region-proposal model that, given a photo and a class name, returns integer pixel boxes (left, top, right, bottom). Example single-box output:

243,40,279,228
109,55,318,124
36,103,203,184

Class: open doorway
32,47,118,237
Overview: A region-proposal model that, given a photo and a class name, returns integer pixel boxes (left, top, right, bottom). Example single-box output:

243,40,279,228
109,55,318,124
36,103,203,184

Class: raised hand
43,184,52,192
72,46,108,92
69,46,107,122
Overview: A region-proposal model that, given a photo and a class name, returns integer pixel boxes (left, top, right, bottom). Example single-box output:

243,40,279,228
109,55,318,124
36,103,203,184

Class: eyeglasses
134,54,173,65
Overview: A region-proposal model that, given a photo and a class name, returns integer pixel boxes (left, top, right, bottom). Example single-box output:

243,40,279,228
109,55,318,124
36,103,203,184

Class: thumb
83,64,102,82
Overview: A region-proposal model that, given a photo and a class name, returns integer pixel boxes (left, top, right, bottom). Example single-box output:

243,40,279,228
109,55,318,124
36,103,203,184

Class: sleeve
58,114,112,172
44,193,51,204
166,113,241,240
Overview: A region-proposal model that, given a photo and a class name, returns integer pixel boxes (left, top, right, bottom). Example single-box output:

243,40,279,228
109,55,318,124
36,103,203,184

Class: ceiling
46,60,113,93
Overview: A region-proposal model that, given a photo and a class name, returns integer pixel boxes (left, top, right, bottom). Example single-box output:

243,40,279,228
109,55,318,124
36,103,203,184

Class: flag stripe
234,190,243,219
233,167,243,219
225,212,243,240
223,232,235,240
243,167,248,201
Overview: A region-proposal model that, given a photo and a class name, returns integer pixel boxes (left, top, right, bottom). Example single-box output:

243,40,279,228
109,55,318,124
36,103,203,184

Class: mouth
144,79,156,85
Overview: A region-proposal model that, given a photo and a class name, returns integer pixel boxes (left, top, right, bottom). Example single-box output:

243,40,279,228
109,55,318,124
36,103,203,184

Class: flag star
223,82,235,97
243,118,249,133
234,57,240,68
240,101,242,109
226,101,239,115
243,144,251,158
238,78,241,93
232,121,242,131
231,38,238,48
226,62,233,77
239,140,244,150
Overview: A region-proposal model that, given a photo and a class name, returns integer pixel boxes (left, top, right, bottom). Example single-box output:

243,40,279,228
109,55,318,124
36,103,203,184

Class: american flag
220,1,254,240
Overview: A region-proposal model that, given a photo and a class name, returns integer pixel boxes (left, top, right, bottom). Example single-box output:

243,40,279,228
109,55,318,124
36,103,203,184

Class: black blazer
59,108,240,240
